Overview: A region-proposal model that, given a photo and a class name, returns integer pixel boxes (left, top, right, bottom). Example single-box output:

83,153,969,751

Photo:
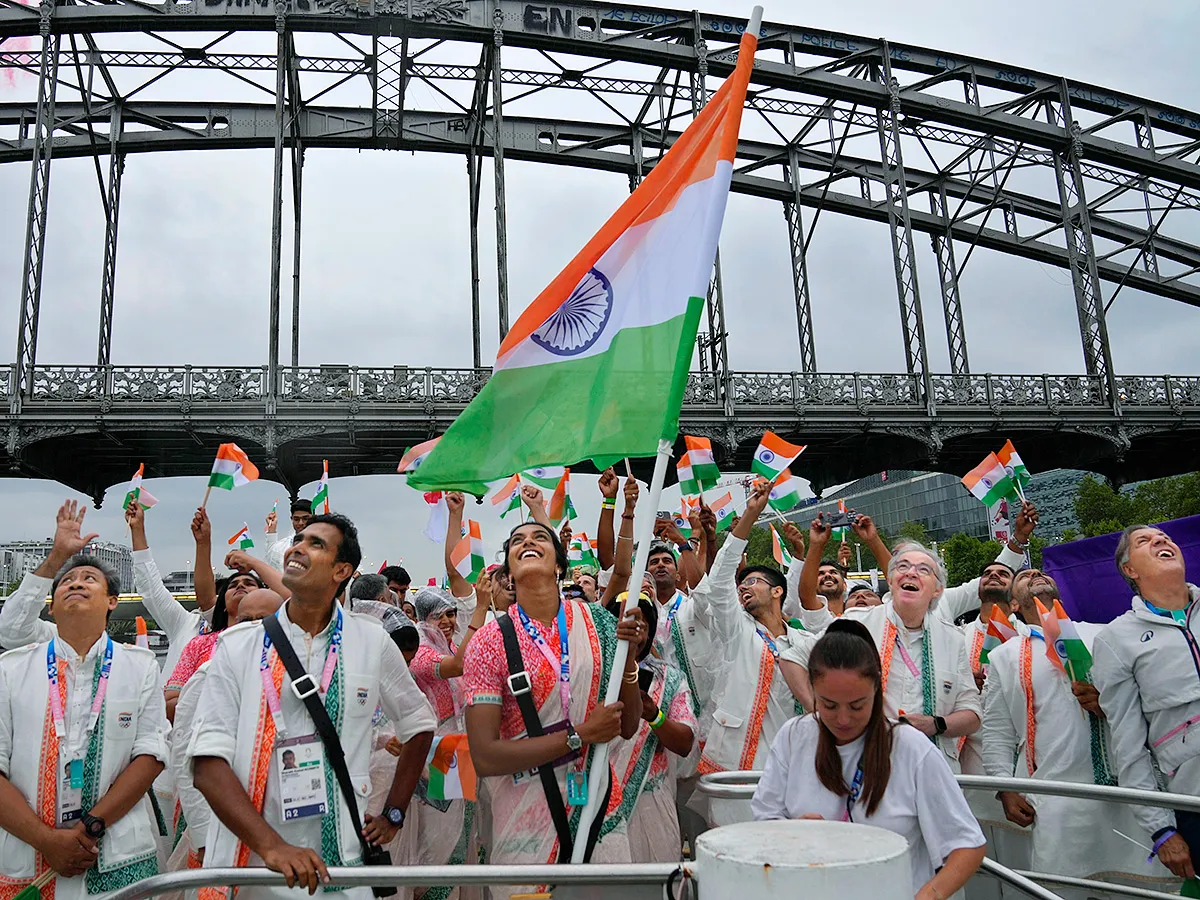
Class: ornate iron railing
13,365,1200,413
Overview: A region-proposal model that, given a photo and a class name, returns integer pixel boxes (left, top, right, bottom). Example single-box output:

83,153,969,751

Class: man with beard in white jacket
983,568,1162,899
1094,524,1200,883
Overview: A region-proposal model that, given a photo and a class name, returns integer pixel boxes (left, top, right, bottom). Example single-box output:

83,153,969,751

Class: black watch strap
934,715,948,735
82,813,106,839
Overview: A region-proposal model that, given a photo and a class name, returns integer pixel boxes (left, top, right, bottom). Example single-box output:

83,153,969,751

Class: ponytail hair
807,619,893,817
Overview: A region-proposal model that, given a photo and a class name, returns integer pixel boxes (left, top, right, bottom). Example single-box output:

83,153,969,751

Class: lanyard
893,633,921,678
47,636,114,747
1145,598,1191,626
665,593,684,622
517,603,571,722
260,608,342,736
842,759,865,822
755,628,780,661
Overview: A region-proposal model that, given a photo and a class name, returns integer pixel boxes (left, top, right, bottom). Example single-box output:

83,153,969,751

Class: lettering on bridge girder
523,4,573,35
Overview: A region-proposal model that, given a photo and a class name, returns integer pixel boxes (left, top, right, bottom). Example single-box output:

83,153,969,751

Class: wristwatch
676,542,691,554
81,812,106,840
934,716,948,736
565,723,582,752
380,805,405,828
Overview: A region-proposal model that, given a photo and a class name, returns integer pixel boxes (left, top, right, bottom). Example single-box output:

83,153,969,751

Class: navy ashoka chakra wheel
530,267,614,356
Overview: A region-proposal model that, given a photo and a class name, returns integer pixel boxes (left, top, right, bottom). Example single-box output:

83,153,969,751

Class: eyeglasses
739,576,773,589
892,560,936,578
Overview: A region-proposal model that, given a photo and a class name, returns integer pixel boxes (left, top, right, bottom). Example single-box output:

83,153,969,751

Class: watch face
386,808,404,825
85,818,105,837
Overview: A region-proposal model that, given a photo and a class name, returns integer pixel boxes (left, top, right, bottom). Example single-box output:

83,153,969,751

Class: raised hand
598,468,619,500
445,491,465,515
57,500,99,555
559,518,573,548
851,513,879,543
809,513,831,549
654,516,686,546
622,474,639,511
265,509,278,533
191,507,211,545
781,522,806,555
1013,501,1039,543
520,484,544,510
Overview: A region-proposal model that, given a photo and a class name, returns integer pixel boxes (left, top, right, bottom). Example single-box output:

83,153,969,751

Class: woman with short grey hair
800,540,982,773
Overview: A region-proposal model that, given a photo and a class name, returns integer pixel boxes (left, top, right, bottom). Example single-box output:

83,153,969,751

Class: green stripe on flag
208,472,236,491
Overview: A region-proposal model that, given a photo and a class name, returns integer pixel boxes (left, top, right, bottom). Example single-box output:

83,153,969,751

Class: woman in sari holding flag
608,594,696,863
460,521,642,897
406,575,488,900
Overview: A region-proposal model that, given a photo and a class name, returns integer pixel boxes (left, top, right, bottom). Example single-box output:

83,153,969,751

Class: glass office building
785,468,1090,544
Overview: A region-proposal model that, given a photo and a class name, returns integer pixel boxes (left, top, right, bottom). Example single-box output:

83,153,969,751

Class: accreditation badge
57,756,84,826
276,734,327,821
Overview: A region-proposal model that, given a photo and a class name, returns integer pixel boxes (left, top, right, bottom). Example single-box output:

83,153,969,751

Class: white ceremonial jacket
700,536,815,777
170,662,212,851
803,600,981,770
982,623,1153,879
0,636,170,884
189,601,436,894
1093,585,1200,838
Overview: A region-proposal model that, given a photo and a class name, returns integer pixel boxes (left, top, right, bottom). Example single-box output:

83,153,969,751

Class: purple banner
1040,514,1200,624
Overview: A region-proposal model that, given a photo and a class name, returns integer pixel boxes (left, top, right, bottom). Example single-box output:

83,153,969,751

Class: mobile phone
656,510,672,519
638,667,654,693
825,510,855,529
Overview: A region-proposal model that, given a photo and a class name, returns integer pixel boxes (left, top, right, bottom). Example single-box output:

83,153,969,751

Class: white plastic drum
694,820,911,900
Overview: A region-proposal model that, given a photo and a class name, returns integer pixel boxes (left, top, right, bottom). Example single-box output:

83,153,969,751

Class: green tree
940,533,1002,587
896,521,930,544
1074,472,1200,537
743,524,778,571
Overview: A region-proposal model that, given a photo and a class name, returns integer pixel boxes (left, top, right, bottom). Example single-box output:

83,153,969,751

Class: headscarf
351,599,419,645
413,586,457,656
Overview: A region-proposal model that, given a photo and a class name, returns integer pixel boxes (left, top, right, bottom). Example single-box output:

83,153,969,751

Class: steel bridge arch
2,0,1200,498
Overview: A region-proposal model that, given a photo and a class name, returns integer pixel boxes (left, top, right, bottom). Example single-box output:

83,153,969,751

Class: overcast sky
0,0,1197,583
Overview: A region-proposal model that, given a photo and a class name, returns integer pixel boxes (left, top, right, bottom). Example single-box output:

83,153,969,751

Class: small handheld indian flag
523,466,566,491
313,460,330,514
710,491,736,531
13,863,56,900
981,604,1018,664
398,437,441,475
676,453,703,498
961,453,1014,507
1041,598,1092,681
683,435,720,488
229,523,254,551
206,444,259,507
569,532,600,570
135,616,150,650
547,470,578,526
123,463,159,511
425,734,477,802
770,524,794,568
752,431,807,482
997,439,1031,502
491,474,522,518
451,520,486,584
767,469,803,513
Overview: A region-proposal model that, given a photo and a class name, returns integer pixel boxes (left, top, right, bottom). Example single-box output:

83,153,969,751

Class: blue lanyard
843,760,865,821
665,593,684,622
517,603,571,721
1145,598,1191,626
756,628,780,660
47,636,113,744
260,607,342,736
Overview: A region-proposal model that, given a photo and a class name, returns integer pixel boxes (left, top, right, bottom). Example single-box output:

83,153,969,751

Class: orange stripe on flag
496,24,759,360
760,430,807,461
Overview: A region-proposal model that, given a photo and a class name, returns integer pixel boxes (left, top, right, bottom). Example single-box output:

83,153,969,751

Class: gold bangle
623,669,639,684
617,534,634,542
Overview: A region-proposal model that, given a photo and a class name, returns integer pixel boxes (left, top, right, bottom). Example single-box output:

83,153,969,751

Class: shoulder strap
496,612,612,865
497,612,575,862
263,614,371,863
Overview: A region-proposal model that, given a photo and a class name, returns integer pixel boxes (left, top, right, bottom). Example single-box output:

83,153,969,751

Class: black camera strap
497,612,610,865
263,613,396,897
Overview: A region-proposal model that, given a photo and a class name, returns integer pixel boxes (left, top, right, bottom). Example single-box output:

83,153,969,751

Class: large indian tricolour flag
410,25,758,494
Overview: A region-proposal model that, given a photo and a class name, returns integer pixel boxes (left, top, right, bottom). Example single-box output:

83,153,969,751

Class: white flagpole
569,438,672,862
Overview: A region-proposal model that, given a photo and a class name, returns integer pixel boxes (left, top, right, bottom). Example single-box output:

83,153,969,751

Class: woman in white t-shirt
752,619,986,900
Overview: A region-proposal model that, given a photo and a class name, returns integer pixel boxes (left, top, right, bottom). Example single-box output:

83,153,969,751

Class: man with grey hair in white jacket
1094,523,1200,882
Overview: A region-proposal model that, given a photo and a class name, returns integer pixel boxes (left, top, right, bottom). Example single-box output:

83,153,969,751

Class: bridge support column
784,148,818,374
929,183,969,375
466,49,489,368
1051,82,1117,408
96,108,124,367
15,15,60,401
288,37,304,368
875,47,931,400
267,25,287,397
491,6,510,339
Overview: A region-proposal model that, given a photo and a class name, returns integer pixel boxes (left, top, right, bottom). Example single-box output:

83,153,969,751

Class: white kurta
752,715,985,897
0,635,170,900
697,535,815,826
981,623,1161,883
189,602,437,900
